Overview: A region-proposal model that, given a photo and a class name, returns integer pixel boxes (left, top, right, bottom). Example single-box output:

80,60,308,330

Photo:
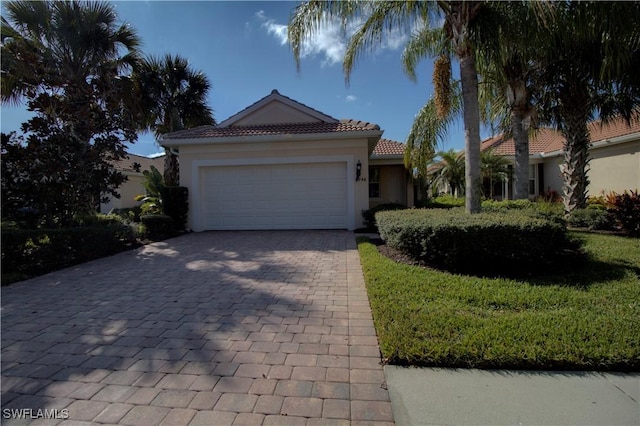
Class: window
369,167,380,198
529,164,537,196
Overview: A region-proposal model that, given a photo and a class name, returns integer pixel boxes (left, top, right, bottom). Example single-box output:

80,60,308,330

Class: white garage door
200,162,348,230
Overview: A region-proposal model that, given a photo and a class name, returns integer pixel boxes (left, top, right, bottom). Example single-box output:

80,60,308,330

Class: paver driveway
1,231,394,425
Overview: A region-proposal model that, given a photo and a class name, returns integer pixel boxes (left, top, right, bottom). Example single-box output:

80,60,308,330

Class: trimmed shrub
424,195,465,209
140,214,174,238
1,225,136,284
567,208,613,230
361,203,406,230
160,186,189,230
481,199,533,212
606,190,640,236
376,209,579,275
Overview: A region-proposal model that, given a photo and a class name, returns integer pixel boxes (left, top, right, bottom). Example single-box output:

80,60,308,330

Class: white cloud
255,10,410,68
345,95,357,102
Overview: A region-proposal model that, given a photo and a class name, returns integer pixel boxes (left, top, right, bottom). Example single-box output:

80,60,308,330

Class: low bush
140,214,174,239
376,209,579,276
160,186,189,230
2,225,137,285
71,213,125,227
481,198,533,212
567,208,613,230
361,203,406,230
424,195,465,209
606,190,640,236
110,206,142,223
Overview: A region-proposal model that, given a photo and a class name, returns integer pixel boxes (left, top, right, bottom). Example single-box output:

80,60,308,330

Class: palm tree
473,2,540,200
133,54,215,186
432,149,465,198
480,149,510,199
289,1,486,213
1,1,140,106
532,2,640,214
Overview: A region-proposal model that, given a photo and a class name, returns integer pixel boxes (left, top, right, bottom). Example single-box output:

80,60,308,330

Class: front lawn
358,231,640,371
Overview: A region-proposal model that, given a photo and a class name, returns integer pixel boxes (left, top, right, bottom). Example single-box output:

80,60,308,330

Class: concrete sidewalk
385,366,639,425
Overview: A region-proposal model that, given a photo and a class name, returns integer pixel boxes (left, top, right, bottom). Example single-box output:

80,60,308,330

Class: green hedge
140,214,174,239
567,208,614,230
361,203,406,229
2,225,137,284
160,186,189,230
376,209,579,275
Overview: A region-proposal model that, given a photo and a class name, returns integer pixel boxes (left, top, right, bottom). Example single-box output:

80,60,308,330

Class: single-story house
100,153,165,213
481,117,640,199
160,90,412,231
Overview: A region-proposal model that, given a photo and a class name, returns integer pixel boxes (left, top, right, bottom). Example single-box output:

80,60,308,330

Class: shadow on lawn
371,236,636,288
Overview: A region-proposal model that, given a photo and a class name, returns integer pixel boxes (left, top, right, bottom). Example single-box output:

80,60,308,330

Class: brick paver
1,231,394,424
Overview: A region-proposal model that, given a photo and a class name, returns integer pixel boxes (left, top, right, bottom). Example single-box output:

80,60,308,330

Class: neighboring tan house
480,117,640,199
100,153,165,213
160,90,412,231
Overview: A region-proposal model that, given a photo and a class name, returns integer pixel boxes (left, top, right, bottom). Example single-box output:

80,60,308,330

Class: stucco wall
368,165,408,208
179,138,371,230
542,139,640,197
100,173,144,213
588,140,640,195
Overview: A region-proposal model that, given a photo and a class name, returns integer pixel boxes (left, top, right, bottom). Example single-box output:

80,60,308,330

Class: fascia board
160,130,383,147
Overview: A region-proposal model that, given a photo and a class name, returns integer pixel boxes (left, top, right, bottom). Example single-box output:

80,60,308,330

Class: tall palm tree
473,2,539,200
533,2,640,214
289,0,486,213
134,54,215,186
1,1,140,106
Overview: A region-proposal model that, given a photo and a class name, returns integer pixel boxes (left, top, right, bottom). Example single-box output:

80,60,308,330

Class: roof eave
539,131,639,158
161,129,384,147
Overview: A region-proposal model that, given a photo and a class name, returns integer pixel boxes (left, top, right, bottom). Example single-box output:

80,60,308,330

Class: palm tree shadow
1,230,348,419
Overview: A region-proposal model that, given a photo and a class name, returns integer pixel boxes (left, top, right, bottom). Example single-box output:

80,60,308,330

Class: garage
161,90,383,231
200,162,348,230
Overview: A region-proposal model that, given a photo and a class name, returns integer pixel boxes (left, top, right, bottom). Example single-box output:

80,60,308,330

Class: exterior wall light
356,160,362,181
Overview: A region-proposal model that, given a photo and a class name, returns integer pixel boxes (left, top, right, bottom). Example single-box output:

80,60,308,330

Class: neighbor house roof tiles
481,116,640,156
162,119,381,140
372,138,406,156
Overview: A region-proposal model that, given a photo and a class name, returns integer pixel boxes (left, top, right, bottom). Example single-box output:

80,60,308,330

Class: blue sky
1,0,473,157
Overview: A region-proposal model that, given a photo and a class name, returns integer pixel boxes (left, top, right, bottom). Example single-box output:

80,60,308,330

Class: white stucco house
159,90,412,231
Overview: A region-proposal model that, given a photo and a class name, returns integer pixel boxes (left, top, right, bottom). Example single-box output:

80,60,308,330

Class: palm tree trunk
560,117,590,214
511,110,530,200
460,54,482,213
164,148,180,186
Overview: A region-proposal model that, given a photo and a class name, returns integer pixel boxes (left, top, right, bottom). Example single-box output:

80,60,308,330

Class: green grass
358,231,640,371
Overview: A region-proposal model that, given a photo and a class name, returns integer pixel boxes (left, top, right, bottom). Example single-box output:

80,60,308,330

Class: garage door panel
200,162,348,230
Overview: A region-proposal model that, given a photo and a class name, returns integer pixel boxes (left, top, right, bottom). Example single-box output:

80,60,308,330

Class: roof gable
219,89,338,127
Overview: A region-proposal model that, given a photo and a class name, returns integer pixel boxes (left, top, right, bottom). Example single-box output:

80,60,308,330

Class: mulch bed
370,238,429,268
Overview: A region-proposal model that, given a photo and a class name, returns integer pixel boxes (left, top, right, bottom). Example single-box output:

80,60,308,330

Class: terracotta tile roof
372,138,406,156
110,152,165,173
588,117,640,143
481,116,640,155
162,119,381,140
